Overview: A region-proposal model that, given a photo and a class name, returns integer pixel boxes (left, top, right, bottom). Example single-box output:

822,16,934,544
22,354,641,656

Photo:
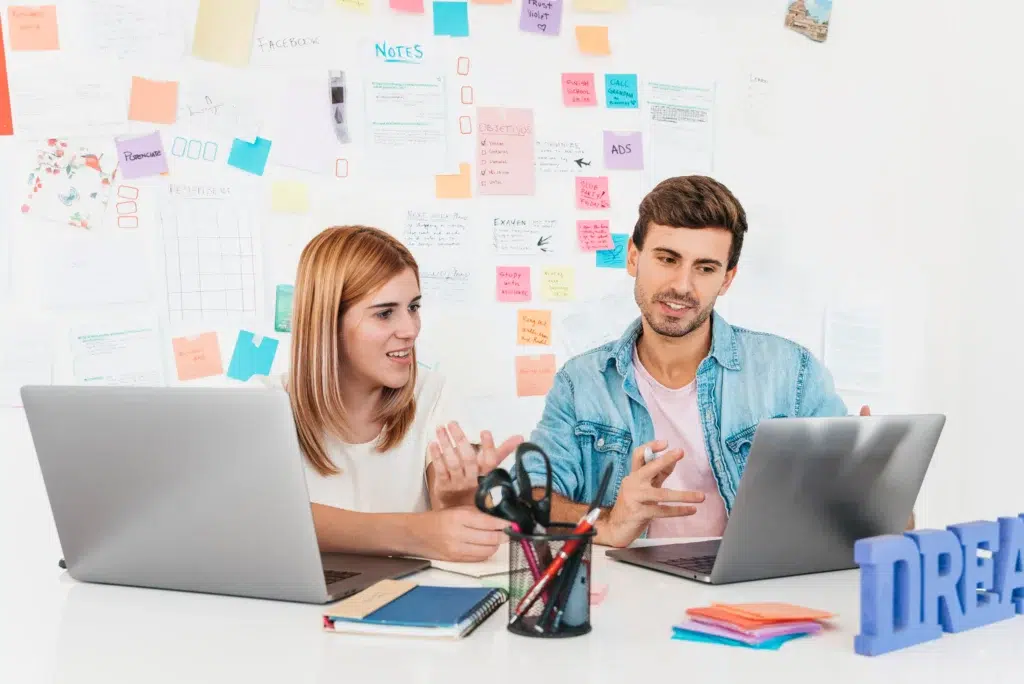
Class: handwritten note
577,219,613,250
497,266,531,302
192,0,259,68
172,333,223,381
128,77,178,125
536,139,593,174
596,233,628,268
275,285,294,333
516,354,556,397
576,176,610,209
116,132,168,179
517,310,552,345
603,130,643,170
542,266,575,301
477,107,535,195
271,181,310,213
562,73,597,107
390,0,425,11
492,217,555,255
227,136,272,176
404,210,468,248
226,331,279,382
435,162,472,199
8,6,59,51
575,25,610,55
519,0,562,35
421,266,472,303
433,1,469,37
338,0,371,10
605,73,638,109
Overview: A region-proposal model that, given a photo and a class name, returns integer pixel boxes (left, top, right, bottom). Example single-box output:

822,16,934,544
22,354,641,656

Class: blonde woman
274,225,522,561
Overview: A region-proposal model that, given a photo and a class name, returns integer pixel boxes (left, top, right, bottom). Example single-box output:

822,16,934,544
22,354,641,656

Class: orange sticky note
516,355,556,397
575,25,610,55
0,15,14,135
562,73,597,107
172,333,224,381
517,309,552,345
8,6,59,51
713,603,835,622
129,77,179,125
435,162,472,199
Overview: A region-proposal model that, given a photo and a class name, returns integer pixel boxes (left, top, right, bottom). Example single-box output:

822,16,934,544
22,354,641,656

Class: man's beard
635,283,716,338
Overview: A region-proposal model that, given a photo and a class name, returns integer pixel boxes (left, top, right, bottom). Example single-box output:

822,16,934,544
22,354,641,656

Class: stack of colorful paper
672,602,834,650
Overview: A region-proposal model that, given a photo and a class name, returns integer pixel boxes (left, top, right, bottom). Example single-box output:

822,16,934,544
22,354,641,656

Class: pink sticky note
575,176,609,209
562,72,597,107
477,107,535,196
603,130,643,170
390,0,425,11
497,266,531,302
576,219,613,250
591,583,609,605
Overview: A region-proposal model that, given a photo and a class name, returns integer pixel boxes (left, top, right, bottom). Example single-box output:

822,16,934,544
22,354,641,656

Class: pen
511,522,546,588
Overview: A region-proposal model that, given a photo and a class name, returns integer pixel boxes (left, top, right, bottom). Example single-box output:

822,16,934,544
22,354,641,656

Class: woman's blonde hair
289,225,420,476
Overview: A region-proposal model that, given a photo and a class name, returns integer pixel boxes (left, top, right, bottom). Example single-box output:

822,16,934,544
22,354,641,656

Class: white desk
4,541,1024,684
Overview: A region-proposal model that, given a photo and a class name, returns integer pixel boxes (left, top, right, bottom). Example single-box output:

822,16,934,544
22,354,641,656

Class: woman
276,225,522,561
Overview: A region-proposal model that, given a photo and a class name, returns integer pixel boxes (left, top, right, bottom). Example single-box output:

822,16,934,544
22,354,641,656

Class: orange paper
0,15,13,135
685,606,782,630
8,6,59,51
435,162,472,199
172,333,224,381
129,77,179,124
516,355,556,397
713,602,835,622
517,309,552,345
575,25,610,55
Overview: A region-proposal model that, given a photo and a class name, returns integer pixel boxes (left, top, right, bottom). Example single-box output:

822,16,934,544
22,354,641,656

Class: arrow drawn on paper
574,158,591,168
537,235,552,252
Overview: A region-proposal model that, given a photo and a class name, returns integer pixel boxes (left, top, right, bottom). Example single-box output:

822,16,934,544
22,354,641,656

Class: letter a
993,516,1024,615
948,521,1015,630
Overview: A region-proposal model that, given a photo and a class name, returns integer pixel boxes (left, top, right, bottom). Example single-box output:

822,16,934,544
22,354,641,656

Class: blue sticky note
227,137,272,176
671,628,808,650
605,73,638,109
227,331,279,382
433,1,469,37
596,233,628,269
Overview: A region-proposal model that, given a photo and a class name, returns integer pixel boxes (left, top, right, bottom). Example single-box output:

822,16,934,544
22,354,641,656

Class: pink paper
562,72,596,107
590,583,609,605
688,616,823,640
575,176,609,210
390,0,425,11
576,219,613,250
497,266,531,302
477,107,535,195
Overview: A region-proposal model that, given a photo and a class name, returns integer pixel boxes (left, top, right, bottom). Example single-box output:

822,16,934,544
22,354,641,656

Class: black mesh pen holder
506,522,595,638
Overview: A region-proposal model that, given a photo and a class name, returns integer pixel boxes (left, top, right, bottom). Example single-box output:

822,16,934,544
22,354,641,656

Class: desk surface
4,539,1024,684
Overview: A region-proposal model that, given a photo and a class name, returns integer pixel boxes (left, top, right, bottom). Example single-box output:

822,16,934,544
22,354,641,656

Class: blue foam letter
854,535,942,656
906,529,965,632
948,521,1015,630
993,516,1024,614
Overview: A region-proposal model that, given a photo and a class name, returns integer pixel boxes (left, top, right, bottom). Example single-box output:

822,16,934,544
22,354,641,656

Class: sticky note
575,176,610,210
390,0,424,10
605,73,638,109
8,6,59,51
271,181,310,213
0,16,12,136
172,333,224,381
192,0,259,68
116,132,169,180
275,285,294,333
577,219,613,250
497,266,531,302
435,162,472,199
573,0,624,10
519,0,563,36
541,266,574,301
128,77,179,125
516,354,556,397
603,130,643,170
338,0,371,10
562,73,597,107
433,1,470,37
227,331,279,382
227,136,272,176
517,309,552,346
597,234,627,268
477,107,535,195
575,25,610,55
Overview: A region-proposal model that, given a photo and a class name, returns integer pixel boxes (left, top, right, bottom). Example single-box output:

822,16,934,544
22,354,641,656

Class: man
515,175,900,548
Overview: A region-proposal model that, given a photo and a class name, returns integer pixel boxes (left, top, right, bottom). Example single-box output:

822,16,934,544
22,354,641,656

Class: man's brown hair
632,175,748,270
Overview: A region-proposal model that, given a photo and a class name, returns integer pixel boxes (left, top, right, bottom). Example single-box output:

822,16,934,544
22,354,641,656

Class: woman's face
339,268,422,391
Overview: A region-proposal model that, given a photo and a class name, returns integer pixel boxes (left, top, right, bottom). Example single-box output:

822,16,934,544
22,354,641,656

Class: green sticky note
275,285,294,333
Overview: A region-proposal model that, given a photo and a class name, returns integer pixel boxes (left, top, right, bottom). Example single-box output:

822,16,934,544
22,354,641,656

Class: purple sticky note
519,0,562,36
603,131,643,170
116,132,169,180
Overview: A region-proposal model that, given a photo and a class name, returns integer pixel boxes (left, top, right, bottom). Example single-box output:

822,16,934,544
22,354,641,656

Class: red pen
509,507,600,625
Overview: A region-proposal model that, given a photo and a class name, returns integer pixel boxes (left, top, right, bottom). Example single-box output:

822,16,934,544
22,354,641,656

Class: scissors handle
514,442,552,529
475,469,535,533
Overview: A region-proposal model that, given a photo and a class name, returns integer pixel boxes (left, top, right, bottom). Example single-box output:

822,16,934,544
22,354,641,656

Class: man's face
628,222,737,338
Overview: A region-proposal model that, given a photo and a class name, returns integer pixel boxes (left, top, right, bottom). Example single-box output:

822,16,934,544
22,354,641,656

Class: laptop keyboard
324,569,360,585
662,555,717,575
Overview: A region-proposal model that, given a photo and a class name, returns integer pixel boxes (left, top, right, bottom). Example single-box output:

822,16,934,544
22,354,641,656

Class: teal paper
671,627,809,650
274,285,294,333
605,74,638,109
227,330,279,382
596,233,628,269
227,137,272,176
433,2,469,37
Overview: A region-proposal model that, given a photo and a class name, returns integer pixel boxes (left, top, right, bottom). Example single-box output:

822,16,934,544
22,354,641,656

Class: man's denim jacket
514,311,848,515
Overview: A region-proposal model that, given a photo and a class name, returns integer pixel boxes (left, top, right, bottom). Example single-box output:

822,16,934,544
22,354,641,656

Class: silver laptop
20,385,430,603
606,414,945,584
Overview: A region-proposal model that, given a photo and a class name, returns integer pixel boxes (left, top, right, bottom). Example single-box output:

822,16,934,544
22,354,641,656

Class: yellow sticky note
128,77,179,125
8,6,60,51
516,355,556,397
435,162,472,199
271,181,310,213
518,310,552,346
338,0,371,11
541,266,574,301
573,0,625,10
192,0,259,68
575,25,610,55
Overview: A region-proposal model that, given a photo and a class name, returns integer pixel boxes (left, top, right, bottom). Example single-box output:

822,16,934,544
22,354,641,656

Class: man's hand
598,440,705,548
427,422,523,509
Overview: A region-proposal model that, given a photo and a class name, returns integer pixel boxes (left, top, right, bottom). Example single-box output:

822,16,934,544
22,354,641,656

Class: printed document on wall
643,79,715,186
44,233,153,309
70,318,165,386
364,69,450,176
270,75,335,174
823,307,887,394
62,0,187,61
0,319,54,407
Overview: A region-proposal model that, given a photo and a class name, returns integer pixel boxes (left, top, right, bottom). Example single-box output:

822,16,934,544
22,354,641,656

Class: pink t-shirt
632,347,728,538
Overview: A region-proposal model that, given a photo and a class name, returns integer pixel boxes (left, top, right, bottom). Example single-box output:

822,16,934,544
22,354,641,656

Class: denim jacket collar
603,309,742,377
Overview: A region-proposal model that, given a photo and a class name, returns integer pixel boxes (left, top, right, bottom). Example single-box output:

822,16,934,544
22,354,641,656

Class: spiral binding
461,588,509,637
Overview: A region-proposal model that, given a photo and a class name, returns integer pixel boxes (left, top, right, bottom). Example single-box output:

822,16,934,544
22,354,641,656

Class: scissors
475,441,551,531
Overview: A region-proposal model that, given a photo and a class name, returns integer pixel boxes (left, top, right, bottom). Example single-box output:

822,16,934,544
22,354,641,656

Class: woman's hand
427,421,523,509
412,506,509,562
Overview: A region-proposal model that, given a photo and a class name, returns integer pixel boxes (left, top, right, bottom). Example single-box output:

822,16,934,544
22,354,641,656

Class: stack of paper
672,602,834,650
